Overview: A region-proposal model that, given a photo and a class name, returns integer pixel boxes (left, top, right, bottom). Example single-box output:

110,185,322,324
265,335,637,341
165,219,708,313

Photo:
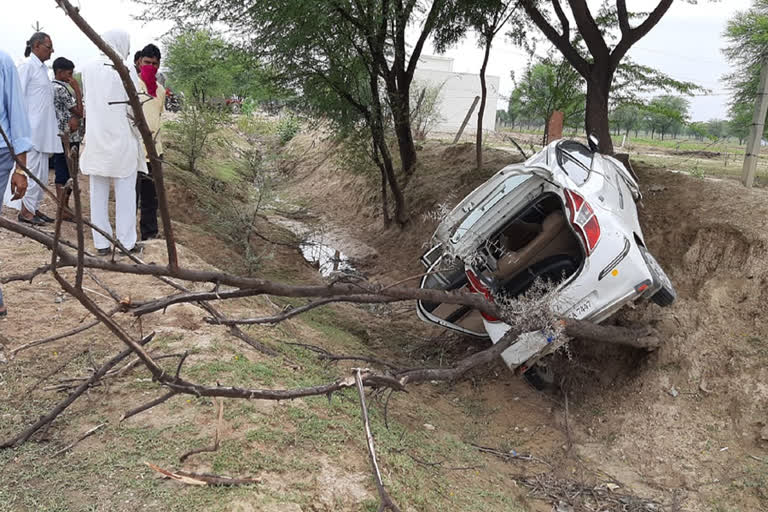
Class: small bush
236,115,280,138
166,104,228,174
277,115,300,144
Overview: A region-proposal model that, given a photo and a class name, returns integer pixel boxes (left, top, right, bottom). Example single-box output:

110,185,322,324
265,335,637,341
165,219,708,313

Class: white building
412,55,500,135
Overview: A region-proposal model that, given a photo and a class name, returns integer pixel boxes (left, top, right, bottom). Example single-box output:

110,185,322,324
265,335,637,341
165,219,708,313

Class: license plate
573,298,593,317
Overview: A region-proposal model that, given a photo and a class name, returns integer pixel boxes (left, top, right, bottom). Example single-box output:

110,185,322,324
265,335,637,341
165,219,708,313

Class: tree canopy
164,29,278,105
722,0,768,141
516,0,707,153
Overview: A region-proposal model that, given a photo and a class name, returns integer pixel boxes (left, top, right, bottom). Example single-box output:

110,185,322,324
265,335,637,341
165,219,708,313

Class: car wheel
639,246,676,307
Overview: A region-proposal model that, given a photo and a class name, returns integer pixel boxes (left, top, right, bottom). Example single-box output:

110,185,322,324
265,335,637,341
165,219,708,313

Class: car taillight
465,269,500,322
564,189,601,254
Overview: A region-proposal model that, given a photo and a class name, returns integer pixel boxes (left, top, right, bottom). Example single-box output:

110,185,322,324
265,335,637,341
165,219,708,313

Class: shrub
277,115,300,144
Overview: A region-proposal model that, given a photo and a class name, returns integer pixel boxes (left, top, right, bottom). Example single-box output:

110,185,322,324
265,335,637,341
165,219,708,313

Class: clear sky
0,0,753,122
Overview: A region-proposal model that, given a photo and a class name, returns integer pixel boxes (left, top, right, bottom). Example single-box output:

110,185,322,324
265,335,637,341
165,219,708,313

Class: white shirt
17,53,62,154
80,32,146,178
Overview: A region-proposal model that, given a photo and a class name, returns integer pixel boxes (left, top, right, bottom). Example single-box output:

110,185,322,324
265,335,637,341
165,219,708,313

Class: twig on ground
470,443,551,467
52,423,106,457
145,462,260,486
354,368,402,512
179,397,224,462
120,391,178,422
407,454,483,471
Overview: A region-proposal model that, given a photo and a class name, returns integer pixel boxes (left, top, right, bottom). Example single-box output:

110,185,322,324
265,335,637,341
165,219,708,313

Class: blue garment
0,148,12,308
0,50,32,154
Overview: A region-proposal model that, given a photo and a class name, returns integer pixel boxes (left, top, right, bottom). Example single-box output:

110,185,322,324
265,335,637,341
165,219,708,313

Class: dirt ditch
280,135,768,511
1,134,767,511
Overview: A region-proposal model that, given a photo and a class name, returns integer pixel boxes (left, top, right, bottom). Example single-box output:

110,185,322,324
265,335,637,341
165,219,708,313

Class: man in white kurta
13,32,62,224
80,30,146,254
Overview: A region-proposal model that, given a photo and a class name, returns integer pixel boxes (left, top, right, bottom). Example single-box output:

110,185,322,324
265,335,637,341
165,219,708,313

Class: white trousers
89,173,137,250
3,149,50,212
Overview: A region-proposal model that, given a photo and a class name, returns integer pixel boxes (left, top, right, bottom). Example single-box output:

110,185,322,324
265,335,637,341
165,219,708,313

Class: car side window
557,141,592,185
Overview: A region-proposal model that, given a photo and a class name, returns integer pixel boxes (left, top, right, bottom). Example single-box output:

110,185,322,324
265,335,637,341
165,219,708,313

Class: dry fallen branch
52,423,106,457
120,391,178,422
145,462,261,486
519,473,665,512
470,443,551,467
179,397,224,462
354,369,402,512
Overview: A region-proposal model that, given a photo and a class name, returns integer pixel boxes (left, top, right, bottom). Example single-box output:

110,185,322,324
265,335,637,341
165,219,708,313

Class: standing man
0,49,32,317
51,57,83,222
15,32,61,225
135,44,165,240
80,29,145,255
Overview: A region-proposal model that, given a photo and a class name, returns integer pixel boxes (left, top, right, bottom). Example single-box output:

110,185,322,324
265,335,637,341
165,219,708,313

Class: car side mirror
588,134,599,152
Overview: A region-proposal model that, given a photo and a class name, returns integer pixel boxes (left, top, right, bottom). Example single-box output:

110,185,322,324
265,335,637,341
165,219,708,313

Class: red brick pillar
546,111,564,144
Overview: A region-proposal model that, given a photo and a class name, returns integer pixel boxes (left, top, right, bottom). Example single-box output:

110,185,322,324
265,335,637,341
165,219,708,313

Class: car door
416,246,489,338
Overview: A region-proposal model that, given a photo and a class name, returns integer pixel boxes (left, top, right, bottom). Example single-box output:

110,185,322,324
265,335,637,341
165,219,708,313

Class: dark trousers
136,159,159,240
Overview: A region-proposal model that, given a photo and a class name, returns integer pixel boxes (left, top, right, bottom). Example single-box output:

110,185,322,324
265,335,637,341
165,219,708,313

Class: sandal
18,214,46,226
35,211,55,223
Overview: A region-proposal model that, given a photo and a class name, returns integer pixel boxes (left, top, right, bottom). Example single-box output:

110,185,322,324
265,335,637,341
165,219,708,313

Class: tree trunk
584,67,614,154
476,38,492,171
370,75,408,226
370,142,391,227
385,83,418,177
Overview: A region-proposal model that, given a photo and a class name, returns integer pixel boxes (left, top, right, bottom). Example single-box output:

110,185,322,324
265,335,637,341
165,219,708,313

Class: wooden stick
52,423,106,457
354,368,401,512
179,397,224,462
120,391,178,422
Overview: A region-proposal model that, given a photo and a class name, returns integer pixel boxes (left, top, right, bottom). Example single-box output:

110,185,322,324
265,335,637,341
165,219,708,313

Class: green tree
705,118,727,140
687,121,708,140
518,0,707,153
644,95,689,140
722,1,768,145
164,30,232,104
144,0,468,226
506,85,524,129
610,102,642,137
515,55,585,144
164,29,283,107
727,102,753,145
449,0,522,169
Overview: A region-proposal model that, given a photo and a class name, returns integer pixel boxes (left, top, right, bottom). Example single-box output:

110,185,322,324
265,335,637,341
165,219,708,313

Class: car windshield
556,141,592,185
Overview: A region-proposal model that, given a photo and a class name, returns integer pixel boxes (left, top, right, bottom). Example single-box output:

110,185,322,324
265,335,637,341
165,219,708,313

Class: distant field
485,128,768,184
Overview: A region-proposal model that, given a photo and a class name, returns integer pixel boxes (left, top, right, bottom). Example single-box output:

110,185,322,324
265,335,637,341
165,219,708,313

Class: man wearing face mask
80,29,146,256
135,43,165,241
9,32,62,225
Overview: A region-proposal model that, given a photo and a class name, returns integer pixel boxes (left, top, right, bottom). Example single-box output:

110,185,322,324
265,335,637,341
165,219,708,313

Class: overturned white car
417,138,675,376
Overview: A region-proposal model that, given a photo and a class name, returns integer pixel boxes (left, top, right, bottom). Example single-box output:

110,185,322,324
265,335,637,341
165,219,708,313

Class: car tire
639,246,676,307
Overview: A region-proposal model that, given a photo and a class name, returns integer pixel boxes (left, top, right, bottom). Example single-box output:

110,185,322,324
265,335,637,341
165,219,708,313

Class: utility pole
453,96,480,144
742,55,768,188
